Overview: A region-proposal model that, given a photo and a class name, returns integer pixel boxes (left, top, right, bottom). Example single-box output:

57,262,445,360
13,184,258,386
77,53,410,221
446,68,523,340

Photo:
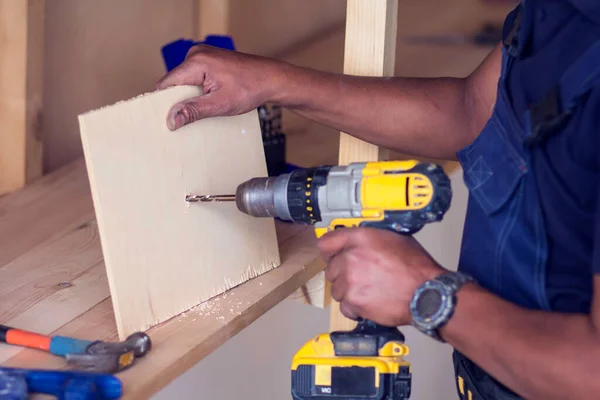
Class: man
157,1,600,398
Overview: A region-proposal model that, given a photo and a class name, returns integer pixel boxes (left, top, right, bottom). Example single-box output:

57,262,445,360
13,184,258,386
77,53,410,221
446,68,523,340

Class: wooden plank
0,159,95,267
196,0,230,39
330,0,399,331
0,0,44,195
78,86,281,339
0,221,106,364
2,221,324,400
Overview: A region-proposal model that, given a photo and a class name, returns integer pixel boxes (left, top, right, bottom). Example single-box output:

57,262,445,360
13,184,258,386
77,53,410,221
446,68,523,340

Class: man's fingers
330,278,347,302
327,255,347,302
317,229,352,262
166,94,227,130
339,301,360,321
156,62,206,90
324,253,343,283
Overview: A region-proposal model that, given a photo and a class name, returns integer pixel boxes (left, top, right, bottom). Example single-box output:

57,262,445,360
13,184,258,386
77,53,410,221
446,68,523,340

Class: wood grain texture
0,221,106,364
0,157,323,398
0,159,95,267
0,0,44,195
330,0,399,332
3,223,323,400
78,86,280,339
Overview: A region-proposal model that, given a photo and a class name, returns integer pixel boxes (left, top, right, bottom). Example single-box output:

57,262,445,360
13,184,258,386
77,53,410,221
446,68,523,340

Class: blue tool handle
0,367,122,400
0,369,28,400
161,34,236,72
49,336,93,357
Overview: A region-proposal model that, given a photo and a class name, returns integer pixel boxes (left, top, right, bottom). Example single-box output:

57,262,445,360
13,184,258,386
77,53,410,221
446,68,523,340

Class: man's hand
155,43,501,161
317,227,445,326
156,44,284,130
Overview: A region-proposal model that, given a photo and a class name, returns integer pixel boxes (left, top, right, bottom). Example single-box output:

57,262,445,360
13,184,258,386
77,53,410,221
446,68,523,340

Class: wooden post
195,0,230,40
330,0,398,332
0,0,44,196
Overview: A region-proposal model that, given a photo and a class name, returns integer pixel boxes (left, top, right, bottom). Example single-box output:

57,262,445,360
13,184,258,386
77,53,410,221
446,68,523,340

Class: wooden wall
42,0,346,173
43,0,195,172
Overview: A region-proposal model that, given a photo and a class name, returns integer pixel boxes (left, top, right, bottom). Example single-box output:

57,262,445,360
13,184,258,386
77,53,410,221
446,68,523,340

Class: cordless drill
187,160,452,400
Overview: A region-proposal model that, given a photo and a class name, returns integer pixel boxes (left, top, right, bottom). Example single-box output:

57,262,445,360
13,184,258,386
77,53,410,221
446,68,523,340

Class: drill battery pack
291,322,412,400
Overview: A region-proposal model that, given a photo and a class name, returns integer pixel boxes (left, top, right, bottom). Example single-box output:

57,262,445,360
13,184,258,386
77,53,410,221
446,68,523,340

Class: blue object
453,0,600,397
49,336,93,357
160,35,297,175
457,0,600,314
0,367,122,400
285,163,300,173
161,35,236,72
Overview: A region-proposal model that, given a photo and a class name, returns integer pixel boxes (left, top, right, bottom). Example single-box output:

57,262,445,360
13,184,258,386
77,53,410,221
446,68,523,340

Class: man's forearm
272,68,469,160
264,45,501,161
440,283,600,399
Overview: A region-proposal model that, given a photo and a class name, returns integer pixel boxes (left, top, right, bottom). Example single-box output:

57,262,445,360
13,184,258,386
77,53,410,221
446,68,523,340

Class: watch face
416,288,443,319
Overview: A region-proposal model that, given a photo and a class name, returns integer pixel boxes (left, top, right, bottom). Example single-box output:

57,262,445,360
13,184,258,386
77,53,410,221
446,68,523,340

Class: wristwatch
409,271,474,342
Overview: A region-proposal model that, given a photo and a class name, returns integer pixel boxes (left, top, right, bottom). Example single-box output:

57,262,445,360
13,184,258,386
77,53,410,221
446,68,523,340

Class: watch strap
412,271,474,343
435,271,474,291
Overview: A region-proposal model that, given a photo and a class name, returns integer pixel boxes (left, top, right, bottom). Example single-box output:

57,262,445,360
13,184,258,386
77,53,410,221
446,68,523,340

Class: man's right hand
156,44,284,131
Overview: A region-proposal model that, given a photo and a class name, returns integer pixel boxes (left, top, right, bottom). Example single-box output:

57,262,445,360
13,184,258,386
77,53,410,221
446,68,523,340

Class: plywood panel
0,0,44,195
78,86,280,339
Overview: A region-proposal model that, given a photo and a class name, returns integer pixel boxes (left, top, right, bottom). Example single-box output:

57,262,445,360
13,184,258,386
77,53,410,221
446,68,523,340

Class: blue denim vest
452,1,600,399
458,3,600,312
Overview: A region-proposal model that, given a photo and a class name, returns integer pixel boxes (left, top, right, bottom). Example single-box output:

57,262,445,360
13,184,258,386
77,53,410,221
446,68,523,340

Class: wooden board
0,159,324,399
78,86,281,339
0,0,44,195
330,0,398,331
196,0,230,39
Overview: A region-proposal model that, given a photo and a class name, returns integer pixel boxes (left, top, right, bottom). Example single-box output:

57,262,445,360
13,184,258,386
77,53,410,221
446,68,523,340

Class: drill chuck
235,174,293,219
235,167,332,225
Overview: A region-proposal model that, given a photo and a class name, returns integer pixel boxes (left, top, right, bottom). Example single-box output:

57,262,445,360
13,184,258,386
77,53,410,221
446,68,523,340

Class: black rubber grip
0,325,10,342
286,166,331,224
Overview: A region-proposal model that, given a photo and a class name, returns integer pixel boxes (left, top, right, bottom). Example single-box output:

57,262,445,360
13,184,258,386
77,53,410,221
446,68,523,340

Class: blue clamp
161,35,236,72
0,366,122,400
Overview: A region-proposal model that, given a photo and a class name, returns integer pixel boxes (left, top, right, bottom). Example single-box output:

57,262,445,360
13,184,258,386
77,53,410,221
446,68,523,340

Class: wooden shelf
0,159,324,399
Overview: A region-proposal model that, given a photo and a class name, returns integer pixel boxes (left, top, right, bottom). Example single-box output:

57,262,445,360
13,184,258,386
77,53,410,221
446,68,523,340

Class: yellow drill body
234,160,451,240
204,160,452,400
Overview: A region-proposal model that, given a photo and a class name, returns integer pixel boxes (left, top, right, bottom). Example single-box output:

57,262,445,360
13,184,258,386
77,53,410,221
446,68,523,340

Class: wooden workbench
0,158,324,399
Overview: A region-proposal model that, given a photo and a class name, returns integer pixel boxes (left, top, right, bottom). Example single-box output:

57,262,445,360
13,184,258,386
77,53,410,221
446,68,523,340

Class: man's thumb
166,94,225,131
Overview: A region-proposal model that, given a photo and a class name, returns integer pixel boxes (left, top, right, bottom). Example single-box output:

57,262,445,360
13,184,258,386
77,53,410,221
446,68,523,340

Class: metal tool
0,325,151,373
185,194,236,203
0,366,122,400
187,160,452,399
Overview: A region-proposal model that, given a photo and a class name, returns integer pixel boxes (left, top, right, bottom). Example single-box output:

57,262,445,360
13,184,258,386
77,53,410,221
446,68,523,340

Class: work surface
0,159,324,399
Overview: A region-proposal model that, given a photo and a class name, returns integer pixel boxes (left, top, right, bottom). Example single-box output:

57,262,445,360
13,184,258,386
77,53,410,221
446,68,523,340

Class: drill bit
185,194,236,203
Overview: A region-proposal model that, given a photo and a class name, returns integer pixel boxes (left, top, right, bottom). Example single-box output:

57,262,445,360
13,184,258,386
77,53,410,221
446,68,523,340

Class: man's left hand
318,227,446,326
